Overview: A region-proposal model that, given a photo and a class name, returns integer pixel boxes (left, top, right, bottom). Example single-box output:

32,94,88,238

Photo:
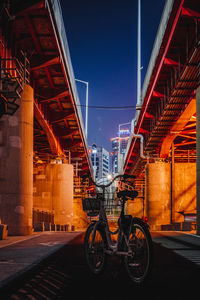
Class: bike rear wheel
84,223,107,275
124,220,153,284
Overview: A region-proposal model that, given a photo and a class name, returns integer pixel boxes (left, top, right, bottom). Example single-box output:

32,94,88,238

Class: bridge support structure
145,162,171,227
0,84,33,235
145,161,196,229
33,163,74,229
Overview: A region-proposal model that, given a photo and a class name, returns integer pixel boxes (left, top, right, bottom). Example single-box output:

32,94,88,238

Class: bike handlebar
82,173,136,189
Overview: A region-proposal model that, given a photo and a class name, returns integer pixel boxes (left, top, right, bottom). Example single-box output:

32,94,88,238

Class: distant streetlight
75,78,89,139
107,173,113,181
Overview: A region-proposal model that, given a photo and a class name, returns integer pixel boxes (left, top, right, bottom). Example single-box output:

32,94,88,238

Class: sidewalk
0,231,82,288
152,231,200,266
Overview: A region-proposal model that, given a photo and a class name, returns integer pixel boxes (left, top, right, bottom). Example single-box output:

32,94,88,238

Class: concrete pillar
127,198,144,219
52,164,74,226
174,163,196,223
196,87,200,234
145,162,171,226
0,84,33,235
33,164,53,212
73,176,88,230
33,163,74,227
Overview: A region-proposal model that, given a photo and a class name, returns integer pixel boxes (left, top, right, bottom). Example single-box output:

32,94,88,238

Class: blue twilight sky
60,0,166,151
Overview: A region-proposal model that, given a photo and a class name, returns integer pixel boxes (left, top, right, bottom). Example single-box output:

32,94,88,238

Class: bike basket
82,198,100,212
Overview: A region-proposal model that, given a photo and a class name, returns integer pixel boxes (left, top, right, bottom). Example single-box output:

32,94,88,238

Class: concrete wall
145,162,196,226
73,196,88,230
33,163,74,226
145,162,171,225
52,164,73,225
127,198,144,219
174,163,196,222
33,164,53,212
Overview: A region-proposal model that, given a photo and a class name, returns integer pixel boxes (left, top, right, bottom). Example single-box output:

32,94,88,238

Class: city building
89,144,110,181
111,128,130,174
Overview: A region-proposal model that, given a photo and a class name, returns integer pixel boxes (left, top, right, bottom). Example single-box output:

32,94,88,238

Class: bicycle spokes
85,225,106,275
124,222,152,284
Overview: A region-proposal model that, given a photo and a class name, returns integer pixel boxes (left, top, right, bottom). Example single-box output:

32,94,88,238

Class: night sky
60,0,166,151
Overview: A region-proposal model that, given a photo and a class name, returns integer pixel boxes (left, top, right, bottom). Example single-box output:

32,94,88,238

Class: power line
76,104,137,110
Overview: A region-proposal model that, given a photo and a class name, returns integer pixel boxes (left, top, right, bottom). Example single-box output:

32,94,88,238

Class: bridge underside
124,0,200,230
0,0,91,235
1,0,90,173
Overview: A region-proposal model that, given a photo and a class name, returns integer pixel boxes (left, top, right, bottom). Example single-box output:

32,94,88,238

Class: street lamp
75,78,89,139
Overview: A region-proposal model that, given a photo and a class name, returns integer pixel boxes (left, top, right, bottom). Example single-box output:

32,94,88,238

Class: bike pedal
105,249,114,255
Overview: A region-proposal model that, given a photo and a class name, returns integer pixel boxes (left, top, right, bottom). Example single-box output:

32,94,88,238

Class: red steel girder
124,0,184,171
182,7,200,18
137,0,184,131
40,90,70,103
49,110,75,124
25,14,55,89
34,101,63,156
30,56,60,72
15,1,45,16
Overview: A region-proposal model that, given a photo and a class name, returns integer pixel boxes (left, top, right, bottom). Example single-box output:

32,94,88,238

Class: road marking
39,241,61,247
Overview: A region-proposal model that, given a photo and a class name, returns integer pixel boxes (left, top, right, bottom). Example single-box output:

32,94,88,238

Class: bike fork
89,222,99,249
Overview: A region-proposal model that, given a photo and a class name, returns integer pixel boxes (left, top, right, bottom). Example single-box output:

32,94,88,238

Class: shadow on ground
1,233,200,300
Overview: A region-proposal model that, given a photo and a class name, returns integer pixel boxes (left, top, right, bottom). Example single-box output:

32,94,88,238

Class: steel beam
34,101,63,156
160,98,196,158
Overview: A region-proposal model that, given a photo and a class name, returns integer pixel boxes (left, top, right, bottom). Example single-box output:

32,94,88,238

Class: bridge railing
0,51,30,116
46,0,87,145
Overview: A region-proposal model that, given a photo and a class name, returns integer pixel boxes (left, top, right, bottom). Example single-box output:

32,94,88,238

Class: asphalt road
1,232,200,300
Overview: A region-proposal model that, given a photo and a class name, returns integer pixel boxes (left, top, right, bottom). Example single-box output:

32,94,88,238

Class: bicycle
82,173,153,285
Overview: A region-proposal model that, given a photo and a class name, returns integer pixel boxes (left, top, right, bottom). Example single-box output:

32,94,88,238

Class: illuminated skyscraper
111,129,130,174
88,144,110,181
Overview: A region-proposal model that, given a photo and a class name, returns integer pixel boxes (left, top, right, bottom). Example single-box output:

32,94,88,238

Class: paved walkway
152,231,200,266
0,232,81,288
1,230,200,294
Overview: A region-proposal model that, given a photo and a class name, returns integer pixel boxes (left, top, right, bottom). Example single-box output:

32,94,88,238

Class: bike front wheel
124,220,153,284
84,223,107,275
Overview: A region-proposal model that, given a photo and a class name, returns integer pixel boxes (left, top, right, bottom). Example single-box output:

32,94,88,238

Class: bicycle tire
123,219,153,284
84,223,107,275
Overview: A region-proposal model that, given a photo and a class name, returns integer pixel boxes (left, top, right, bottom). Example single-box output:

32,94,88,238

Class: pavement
0,231,82,289
1,230,200,298
152,230,200,266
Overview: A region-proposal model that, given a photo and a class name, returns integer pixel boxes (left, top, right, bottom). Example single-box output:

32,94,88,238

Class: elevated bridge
124,0,200,231
0,0,92,235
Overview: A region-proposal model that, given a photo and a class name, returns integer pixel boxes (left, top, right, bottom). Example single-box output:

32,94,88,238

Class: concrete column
0,84,33,235
33,164,53,212
73,175,88,230
174,163,196,223
145,162,171,227
52,164,74,226
33,163,74,228
196,87,200,234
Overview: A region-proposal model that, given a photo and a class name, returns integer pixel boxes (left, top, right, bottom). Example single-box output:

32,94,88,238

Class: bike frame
90,177,133,256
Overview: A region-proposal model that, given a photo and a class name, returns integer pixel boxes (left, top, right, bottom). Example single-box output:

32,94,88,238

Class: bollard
0,224,8,240
51,224,56,231
34,222,44,232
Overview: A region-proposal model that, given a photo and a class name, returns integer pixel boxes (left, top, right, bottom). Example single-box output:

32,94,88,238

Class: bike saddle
117,190,138,200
